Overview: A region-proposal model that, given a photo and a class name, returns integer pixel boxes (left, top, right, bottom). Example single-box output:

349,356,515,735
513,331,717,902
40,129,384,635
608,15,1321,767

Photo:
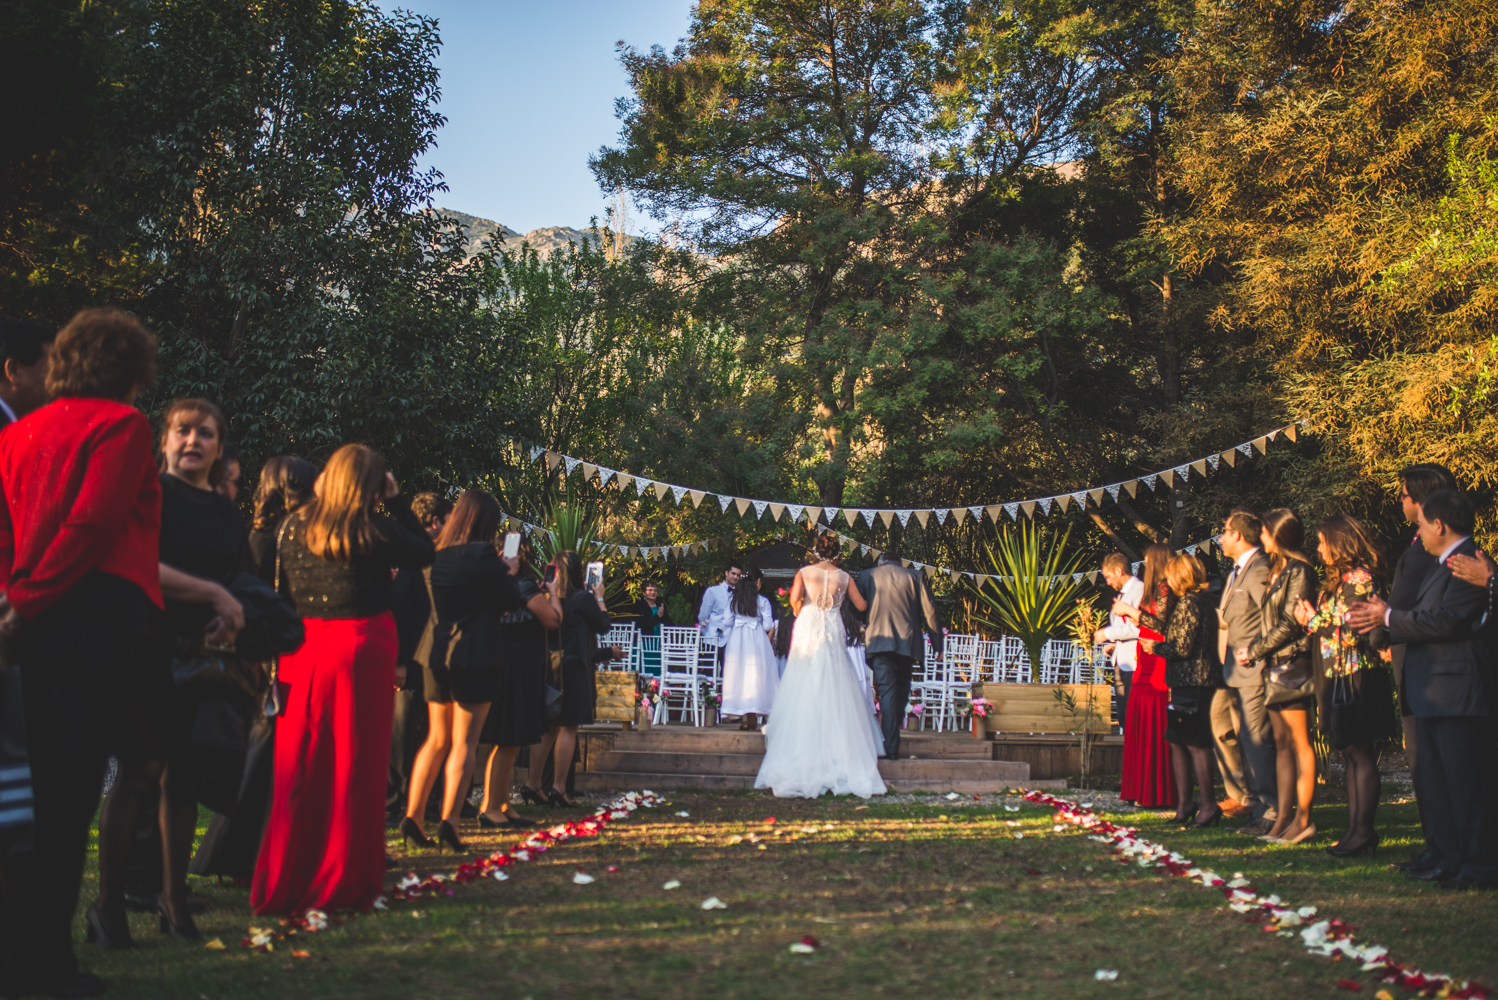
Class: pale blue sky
378,1,696,233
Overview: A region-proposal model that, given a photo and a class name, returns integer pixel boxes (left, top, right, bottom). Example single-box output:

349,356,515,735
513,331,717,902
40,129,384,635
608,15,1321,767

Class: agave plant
528,493,629,612
969,520,1091,672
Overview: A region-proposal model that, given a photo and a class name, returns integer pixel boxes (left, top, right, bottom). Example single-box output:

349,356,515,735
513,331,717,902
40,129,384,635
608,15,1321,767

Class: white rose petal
701,896,728,910
573,871,596,885
1095,969,1119,981
662,879,681,890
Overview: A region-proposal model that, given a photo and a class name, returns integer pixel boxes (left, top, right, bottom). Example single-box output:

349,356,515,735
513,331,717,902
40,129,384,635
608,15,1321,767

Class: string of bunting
499,511,761,564
517,421,1306,529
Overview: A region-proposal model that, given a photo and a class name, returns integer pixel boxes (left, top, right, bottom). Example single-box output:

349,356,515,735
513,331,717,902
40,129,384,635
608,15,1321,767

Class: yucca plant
969,521,1090,672
528,494,629,613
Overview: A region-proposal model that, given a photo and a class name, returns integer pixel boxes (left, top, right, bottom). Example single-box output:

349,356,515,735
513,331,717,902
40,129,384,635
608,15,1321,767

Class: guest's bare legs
1277,706,1316,839
440,702,490,824
480,745,523,820
550,726,579,799
406,702,454,831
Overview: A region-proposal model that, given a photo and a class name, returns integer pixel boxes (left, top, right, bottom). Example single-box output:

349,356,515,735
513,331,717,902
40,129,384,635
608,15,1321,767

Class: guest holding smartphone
523,551,608,808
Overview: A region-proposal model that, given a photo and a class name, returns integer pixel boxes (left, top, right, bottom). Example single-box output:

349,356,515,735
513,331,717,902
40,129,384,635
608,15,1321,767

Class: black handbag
1326,672,1358,749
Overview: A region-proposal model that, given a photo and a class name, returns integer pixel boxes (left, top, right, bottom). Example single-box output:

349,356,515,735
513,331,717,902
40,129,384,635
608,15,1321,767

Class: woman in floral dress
1296,515,1398,858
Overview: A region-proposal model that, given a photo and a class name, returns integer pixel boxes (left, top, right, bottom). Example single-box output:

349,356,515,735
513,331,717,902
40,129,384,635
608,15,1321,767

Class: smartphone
585,561,605,589
544,564,558,585
502,532,521,560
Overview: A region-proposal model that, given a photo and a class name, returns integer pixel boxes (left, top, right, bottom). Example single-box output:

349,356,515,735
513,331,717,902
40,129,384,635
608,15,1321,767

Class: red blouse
0,397,163,619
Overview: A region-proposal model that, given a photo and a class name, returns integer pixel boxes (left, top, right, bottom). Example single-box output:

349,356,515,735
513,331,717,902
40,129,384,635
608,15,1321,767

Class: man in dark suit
1349,489,1495,889
1371,464,1457,870
858,550,942,760
1217,509,1277,833
0,320,55,426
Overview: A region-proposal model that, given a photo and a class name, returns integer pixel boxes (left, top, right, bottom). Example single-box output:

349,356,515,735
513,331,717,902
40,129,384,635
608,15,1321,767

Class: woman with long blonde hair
252,444,435,915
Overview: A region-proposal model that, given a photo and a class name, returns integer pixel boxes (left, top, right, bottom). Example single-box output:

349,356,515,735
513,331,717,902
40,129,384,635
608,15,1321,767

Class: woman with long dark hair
252,444,434,914
1113,543,1176,807
401,489,523,852
717,566,778,730
522,550,609,808
1297,514,1396,857
248,456,318,579
477,535,560,828
1243,508,1319,843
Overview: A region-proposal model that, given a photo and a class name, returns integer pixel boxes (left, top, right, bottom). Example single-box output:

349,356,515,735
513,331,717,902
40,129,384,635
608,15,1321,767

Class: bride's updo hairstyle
812,533,842,564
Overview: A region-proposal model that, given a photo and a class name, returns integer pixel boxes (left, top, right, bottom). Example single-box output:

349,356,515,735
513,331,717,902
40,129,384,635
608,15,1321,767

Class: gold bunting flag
735,498,751,516
769,503,785,521
985,505,1003,523
914,510,931,528
544,451,561,471
1253,436,1269,455
1088,489,1104,506
1285,423,1298,442
1021,501,1036,518
805,506,822,525
1221,449,1236,467
689,490,706,508
879,510,896,528
653,482,669,501
1123,481,1138,498
1159,470,1175,488
1056,495,1072,513
1191,460,1207,476
844,509,859,527
615,473,632,491
580,462,597,482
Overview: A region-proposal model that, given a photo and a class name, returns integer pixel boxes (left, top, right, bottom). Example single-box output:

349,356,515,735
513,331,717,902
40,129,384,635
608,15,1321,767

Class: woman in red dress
252,444,434,915
1114,543,1177,808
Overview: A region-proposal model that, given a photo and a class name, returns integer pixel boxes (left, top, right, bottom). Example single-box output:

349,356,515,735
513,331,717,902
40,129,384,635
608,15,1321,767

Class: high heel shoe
1172,801,1198,824
1329,832,1378,858
547,787,576,808
399,816,435,849
1190,806,1222,829
520,786,548,807
157,899,201,941
85,904,134,950
435,820,466,853
479,807,535,829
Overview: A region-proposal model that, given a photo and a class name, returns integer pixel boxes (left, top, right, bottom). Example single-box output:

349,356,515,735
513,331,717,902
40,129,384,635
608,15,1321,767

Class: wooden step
615,727,994,759
573,755,1049,794
594,751,765,776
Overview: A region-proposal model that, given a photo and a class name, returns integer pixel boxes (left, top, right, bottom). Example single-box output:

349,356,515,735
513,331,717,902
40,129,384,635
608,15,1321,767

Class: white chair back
657,626,704,725
602,624,640,670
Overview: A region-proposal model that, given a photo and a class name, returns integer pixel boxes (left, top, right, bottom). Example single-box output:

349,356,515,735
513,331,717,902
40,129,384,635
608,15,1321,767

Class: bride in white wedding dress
754,538,887,798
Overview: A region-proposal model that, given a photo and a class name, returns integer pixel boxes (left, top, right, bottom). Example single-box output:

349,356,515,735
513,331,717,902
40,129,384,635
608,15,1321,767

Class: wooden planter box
973,682,1112,735
595,671,637,723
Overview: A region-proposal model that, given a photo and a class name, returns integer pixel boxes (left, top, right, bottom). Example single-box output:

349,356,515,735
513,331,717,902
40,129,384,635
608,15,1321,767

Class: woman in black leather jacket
1153,554,1219,827
1240,508,1318,844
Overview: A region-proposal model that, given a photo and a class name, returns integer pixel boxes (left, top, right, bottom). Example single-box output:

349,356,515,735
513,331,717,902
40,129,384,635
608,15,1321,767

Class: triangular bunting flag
1221,449,1237,467
634,477,651,497
735,498,752,516
653,482,670,501
671,485,688,504
1071,492,1088,509
1252,437,1268,455
1268,428,1280,442
1087,570,1100,584
986,505,1004,523
1191,459,1207,476
529,445,544,463
1021,501,1036,518
1004,502,1020,520
1285,423,1298,442
878,510,895,528
1143,474,1158,491
787,504,804,522
1206,454,1219,471
1238,442,1253,458
1123,481,1138,498
563,456,580,476
845,509,860,527
1105,485,1120,502
804,506,821,524
968,506,985,522
1039,497,1052,515
895,510,912,527
544,452,561,471
597,467,616,487
860,509,878,527
1186,544,1198,555
769,503,785,521
580,462,597,481
934,508,948,525
689,490,705,508
1175,464,1190,482
752,500,769,519
822,507,838,524
1073,573,1083,583
1056,495,1072,513
949,507,966,525
1087,489,1104,507
615,473,633,492
718,494,733,513
900,558,912,568
914,510,930,528
947,568,960,582
1160,470,1176,488
867,547,882,560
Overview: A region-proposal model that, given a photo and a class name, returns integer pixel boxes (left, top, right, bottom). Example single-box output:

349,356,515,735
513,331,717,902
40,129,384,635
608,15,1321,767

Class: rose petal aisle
1023,790,1491,999
239,790,667,953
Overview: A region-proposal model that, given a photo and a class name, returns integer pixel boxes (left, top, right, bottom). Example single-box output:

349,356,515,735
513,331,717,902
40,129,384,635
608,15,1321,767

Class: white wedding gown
754,568,887,798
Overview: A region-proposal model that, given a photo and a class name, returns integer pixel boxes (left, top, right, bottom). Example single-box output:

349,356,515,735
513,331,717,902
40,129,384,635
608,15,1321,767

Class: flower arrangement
700,679,721,710
636,676,662,709
773,586,793,616
970,697,993,718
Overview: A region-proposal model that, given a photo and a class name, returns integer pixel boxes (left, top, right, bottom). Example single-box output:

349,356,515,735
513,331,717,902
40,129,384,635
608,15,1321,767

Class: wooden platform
566,724,1068,793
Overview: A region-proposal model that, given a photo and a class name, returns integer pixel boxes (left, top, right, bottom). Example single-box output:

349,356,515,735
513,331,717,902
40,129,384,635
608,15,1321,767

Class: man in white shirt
1095,553,1144,733
697,562,743,652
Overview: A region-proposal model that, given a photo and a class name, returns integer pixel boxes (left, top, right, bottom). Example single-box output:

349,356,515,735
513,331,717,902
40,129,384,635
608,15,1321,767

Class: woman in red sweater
0,309,162,1000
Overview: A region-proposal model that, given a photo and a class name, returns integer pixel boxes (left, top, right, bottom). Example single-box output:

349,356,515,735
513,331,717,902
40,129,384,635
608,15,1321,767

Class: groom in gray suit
858,550,943,760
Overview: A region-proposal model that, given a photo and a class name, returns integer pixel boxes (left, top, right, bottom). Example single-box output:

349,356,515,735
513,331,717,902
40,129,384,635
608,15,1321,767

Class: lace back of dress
805,567,847,611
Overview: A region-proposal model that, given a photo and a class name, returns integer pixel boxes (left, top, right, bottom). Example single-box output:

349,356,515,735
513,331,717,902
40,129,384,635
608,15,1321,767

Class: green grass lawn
71,793,1495,999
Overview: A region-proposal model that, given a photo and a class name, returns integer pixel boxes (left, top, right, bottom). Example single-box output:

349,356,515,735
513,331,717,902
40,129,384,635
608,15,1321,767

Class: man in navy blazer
1349,489,1495,889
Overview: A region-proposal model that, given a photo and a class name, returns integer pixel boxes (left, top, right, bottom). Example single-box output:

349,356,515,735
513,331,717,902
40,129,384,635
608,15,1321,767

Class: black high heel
479,808,534,829
435,820,466,853
1172,801,1198,825
520,785,548,807
1329,832,1379,858
1190,806,1222,829
157,898,201,941
399,816,434,849
85,904,134,950
547,787,575,808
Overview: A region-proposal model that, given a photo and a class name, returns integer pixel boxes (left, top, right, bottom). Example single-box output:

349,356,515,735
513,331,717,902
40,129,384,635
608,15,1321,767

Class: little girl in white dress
715,568,779,729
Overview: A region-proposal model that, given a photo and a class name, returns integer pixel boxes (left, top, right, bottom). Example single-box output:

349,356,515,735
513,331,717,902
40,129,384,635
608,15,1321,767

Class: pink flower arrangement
971,697,994,718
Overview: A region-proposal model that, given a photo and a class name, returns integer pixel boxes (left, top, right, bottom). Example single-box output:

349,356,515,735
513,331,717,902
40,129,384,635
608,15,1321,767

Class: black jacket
629,598,672,635
1389,538,1490,717
560,589,611,667
1245,560,1316,669
1371,535,1439,654
427,543,525,672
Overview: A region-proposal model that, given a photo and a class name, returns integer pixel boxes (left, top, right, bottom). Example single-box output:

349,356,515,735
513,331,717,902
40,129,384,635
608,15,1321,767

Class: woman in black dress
478,536,560,828
403,490,523,852
1152,553,1219,828
523,550,609,808
629,581,672,635
247,456,318,579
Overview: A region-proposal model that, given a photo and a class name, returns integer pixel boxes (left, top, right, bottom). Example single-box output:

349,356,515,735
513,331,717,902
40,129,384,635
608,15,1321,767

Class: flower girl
715,568,779,730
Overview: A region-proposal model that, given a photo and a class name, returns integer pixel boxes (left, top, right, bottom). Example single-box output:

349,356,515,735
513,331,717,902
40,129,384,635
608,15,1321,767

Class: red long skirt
1120,649,1177,807
252,613,397,915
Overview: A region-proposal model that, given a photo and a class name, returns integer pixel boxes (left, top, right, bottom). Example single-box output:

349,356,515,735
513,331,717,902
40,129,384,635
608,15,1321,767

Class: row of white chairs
598,623,1110,730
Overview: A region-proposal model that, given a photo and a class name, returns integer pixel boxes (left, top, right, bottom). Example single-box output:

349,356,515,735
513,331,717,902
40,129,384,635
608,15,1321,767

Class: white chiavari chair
602,624,639,671
935,633,980,731
657,626,703,726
